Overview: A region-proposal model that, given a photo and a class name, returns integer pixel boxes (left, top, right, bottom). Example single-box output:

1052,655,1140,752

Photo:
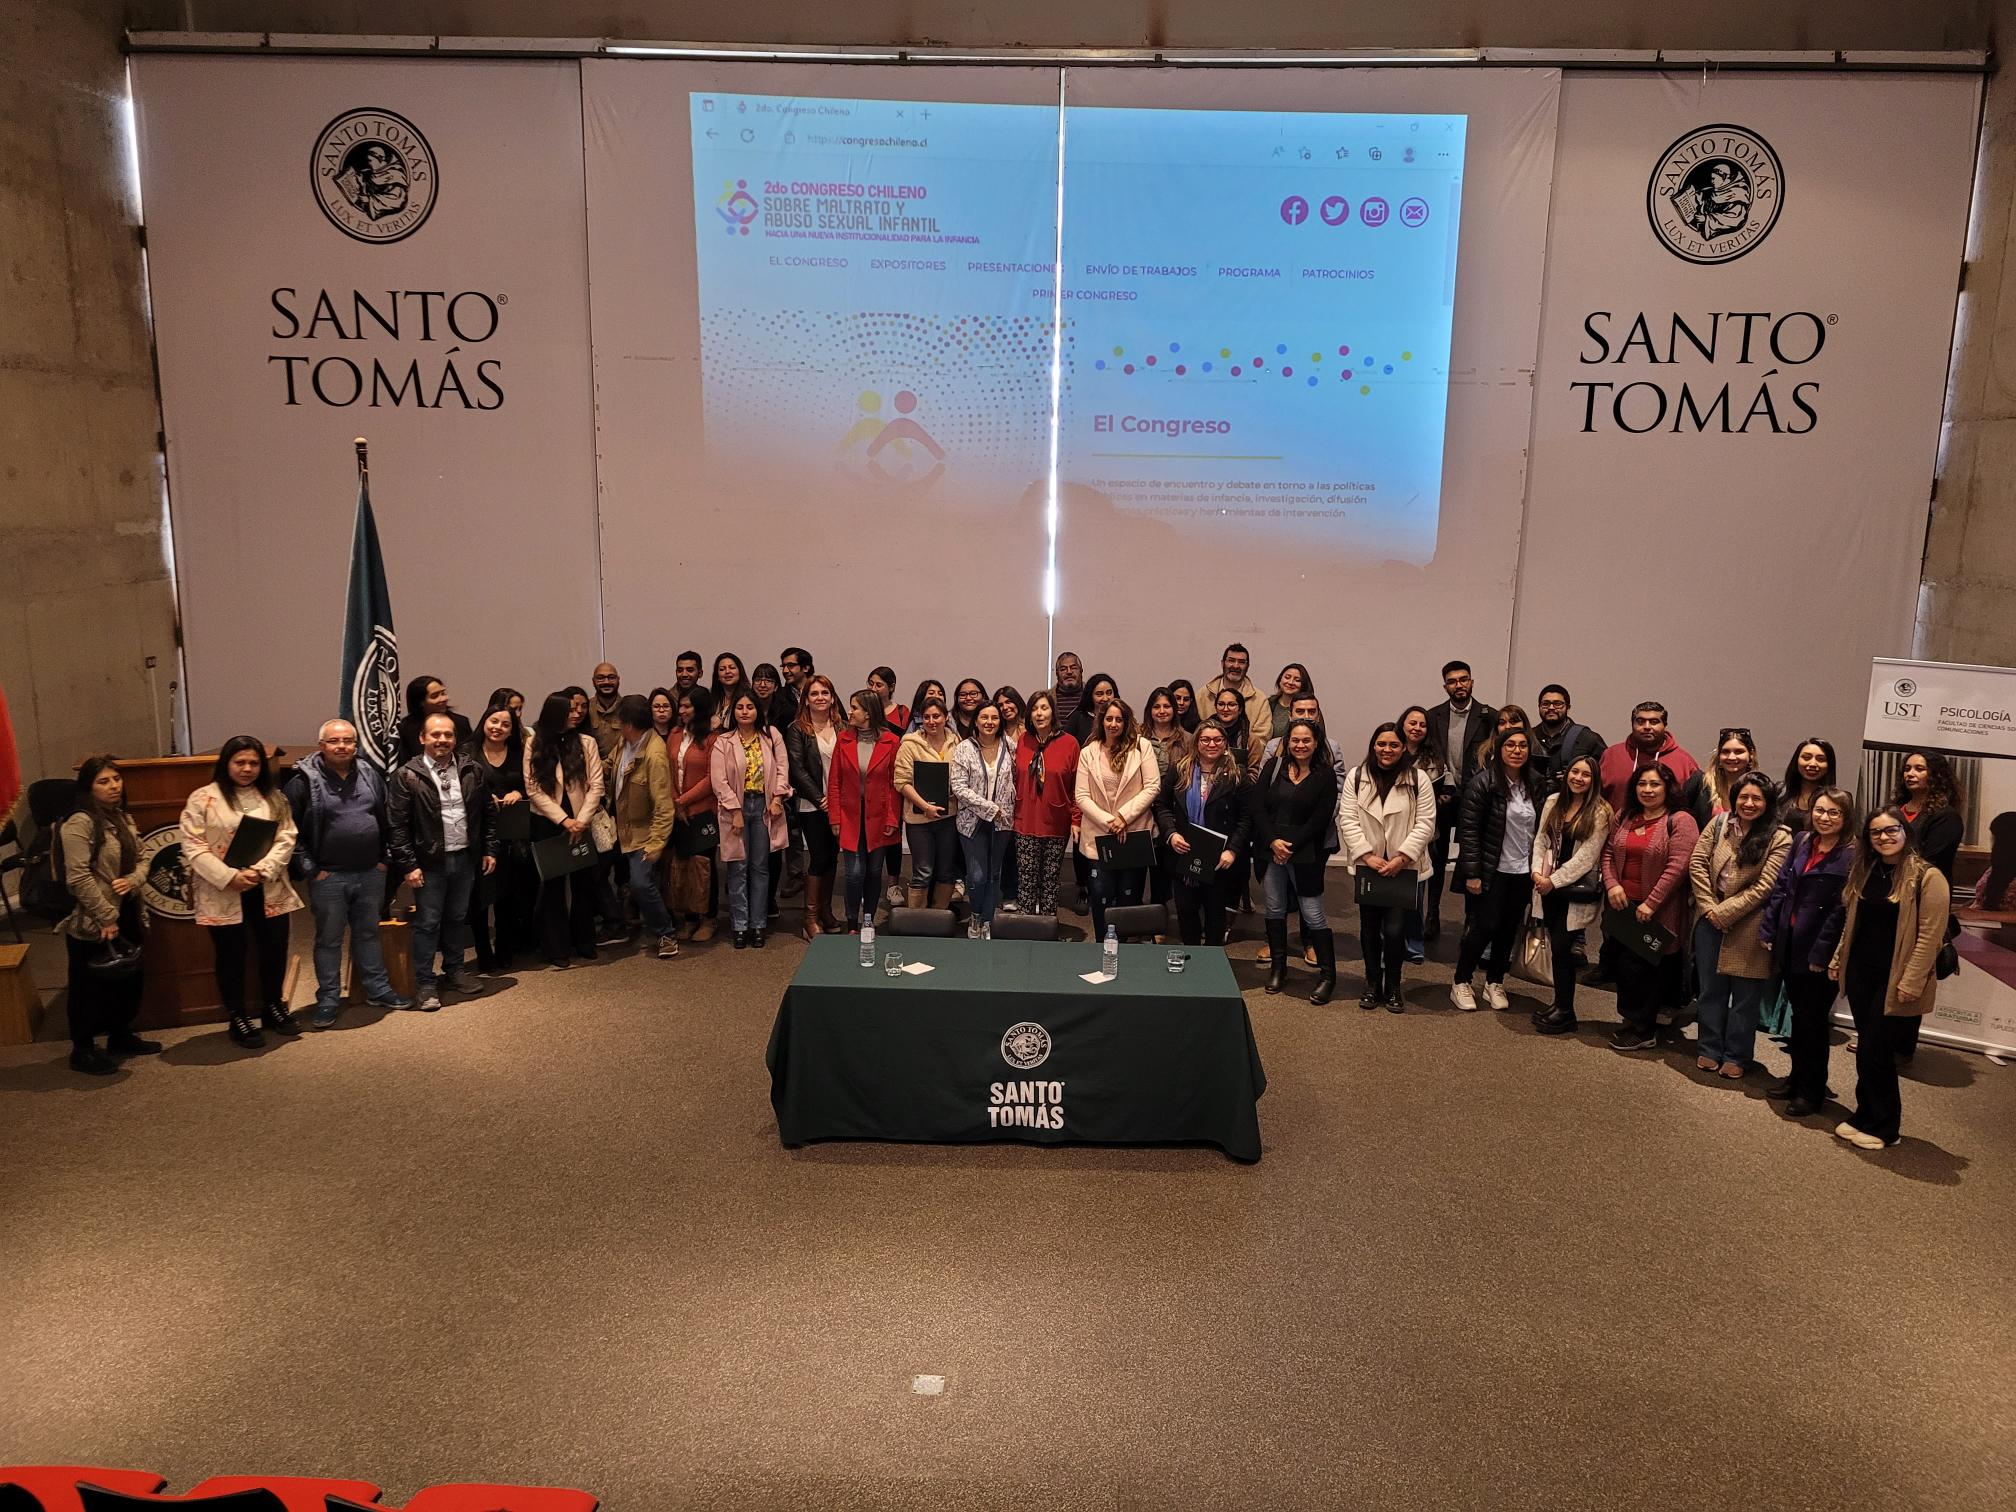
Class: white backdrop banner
132,56,601,747
1510,73,1979,767
1864,657,2016,759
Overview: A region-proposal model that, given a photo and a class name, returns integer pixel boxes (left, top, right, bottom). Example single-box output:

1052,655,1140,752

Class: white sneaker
1484,982,1510,1011
979,922,992,939
1451,981,1479,1012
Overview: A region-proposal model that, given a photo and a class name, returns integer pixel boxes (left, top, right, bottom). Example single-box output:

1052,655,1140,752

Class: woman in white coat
1338,722,1437,1012
179,735,303,1047
1529,753,1615,1036
1074,698,1160,941
710,689,792,949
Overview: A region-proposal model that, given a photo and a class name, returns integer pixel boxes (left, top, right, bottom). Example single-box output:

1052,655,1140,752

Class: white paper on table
899,961,936,976
1078,970,1115,984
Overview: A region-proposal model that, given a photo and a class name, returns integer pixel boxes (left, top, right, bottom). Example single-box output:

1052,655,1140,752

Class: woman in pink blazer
710,689,792,948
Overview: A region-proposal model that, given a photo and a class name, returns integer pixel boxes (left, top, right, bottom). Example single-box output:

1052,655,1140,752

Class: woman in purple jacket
1758,787,1856,1117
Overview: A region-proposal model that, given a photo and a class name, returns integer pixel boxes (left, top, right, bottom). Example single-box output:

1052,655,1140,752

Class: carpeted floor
2,884,2012,1510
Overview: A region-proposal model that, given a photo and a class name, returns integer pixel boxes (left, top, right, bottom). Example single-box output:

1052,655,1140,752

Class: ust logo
1884,679,1922,721
716,177,759,236
835,389,946,487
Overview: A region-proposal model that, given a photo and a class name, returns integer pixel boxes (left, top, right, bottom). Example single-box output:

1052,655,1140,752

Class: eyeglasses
1867,825,1905,839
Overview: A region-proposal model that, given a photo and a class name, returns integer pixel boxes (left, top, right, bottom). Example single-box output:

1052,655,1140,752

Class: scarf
1029,730,1064,794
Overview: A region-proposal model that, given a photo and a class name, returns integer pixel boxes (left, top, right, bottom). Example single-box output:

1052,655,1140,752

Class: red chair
328,1490,595,1512
0,1469,167,1512
187,1481,379,1512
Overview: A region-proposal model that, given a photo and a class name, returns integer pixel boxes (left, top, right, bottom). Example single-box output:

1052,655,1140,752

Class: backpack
18,778,83,921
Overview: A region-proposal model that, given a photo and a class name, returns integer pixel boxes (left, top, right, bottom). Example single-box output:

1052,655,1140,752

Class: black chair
1102,903,1169,942
884,906,958,938
989,913,1060,942
78,1487,285,1511
0,818,22,942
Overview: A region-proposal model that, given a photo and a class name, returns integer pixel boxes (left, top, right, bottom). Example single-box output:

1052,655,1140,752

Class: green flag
337,469,400,770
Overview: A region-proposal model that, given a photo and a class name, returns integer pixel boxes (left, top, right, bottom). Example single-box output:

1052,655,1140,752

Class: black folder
222,815,278,869
1603,905,1676,964
533,829,599,881
1178,824,1229,884
1354,866,1419,911
1096,830,1155,870
673,810,720,858
494,801,532,842
913,761,951,809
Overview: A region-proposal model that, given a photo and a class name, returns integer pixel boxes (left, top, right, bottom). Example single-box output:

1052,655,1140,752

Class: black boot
227,1006,265,1049
1383,960,1405,1013
261,1002,303,1037
1535,1004,1577,1036
1358,931,1383,1008
1309,929,1337,1005
1264,919,1289,995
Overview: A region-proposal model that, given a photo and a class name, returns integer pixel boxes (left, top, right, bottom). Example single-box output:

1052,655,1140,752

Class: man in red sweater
1599,701,1702,815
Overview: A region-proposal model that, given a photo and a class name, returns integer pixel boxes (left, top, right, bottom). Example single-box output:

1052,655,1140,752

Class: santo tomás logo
1000,1022,1052,1071
834,388,946,488
135,825,193,920
716,177,760,236
1647,124,1783,265
311,108,437,244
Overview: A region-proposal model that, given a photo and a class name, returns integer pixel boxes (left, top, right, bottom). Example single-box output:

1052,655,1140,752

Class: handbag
1353,867,1418,910
86,936,144,978
1512,919,1551,984
589,808,617,854
1935,939,1960,980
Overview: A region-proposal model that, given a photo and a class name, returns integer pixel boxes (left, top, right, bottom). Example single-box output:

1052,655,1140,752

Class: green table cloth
765,935,1267,1161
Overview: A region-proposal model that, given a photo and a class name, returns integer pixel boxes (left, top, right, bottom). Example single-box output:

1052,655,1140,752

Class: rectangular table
765,936,1267,1162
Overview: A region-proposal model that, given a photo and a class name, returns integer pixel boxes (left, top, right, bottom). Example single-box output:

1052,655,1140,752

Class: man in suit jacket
612,694,680,958
1426,659,1497,937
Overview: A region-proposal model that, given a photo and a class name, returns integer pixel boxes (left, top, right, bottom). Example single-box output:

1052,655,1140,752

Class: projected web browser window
688,92,1465,562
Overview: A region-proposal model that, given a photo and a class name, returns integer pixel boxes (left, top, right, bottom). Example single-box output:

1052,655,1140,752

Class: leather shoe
107,1034,162,1056
1764,1076,1796,1098
70,1046,120,1076
1785,1095,1822,1117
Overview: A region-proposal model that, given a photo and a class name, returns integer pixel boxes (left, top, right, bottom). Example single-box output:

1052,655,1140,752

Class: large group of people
50,646,1963,1152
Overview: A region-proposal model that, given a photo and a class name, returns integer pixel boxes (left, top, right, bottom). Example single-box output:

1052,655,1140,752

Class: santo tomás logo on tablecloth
135,825,192,920
312,108,437,244
350,626,401,771
1000,1021,1052,1070
1646,125,1782,265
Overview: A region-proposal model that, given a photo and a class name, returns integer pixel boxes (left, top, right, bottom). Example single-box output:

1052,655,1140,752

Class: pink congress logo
715,177,758,236
835,389,946,488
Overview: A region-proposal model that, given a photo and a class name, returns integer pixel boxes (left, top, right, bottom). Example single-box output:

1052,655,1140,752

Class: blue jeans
1264,860,1328,930
309,867,393,1006
842,844,886,927
726,793,771,932
411,850,477,991
625,848,674,940
906,817,959,892
962,822,1013,925
1694,917,1766,1066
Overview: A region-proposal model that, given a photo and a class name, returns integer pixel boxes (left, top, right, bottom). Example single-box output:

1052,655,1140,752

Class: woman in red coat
1013,689,1082,917
827,687,904,931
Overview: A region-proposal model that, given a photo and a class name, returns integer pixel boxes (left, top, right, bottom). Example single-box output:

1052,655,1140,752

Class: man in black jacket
1530,684,1606,796
1425,660,1496,940
389,713,498,1012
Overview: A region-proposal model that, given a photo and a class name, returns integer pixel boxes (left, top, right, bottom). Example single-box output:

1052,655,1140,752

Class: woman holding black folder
1339,722,1437,1012
1075,698,1159,941
471,699,533,973
1600,763,1700,1051
1251,719,1341,1002
894,696,960,909
1152,719,1248,947
523,692,607,968
180,736,303,1047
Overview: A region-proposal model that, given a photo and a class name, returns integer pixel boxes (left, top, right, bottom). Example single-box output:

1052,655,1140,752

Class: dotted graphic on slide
1090,338,1415,393
698,309,1074,486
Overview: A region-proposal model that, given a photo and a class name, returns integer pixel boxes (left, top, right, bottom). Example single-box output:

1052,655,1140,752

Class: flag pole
354,435,369,489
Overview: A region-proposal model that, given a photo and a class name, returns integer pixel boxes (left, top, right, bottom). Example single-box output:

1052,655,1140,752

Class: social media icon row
1279,195,1431,228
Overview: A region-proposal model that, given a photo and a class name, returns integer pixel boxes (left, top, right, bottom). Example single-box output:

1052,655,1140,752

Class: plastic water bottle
859,911,876,968
1102,925,1119,979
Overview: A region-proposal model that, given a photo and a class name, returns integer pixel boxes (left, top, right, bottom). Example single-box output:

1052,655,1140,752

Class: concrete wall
1,0,180,784
1,0,2010,786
